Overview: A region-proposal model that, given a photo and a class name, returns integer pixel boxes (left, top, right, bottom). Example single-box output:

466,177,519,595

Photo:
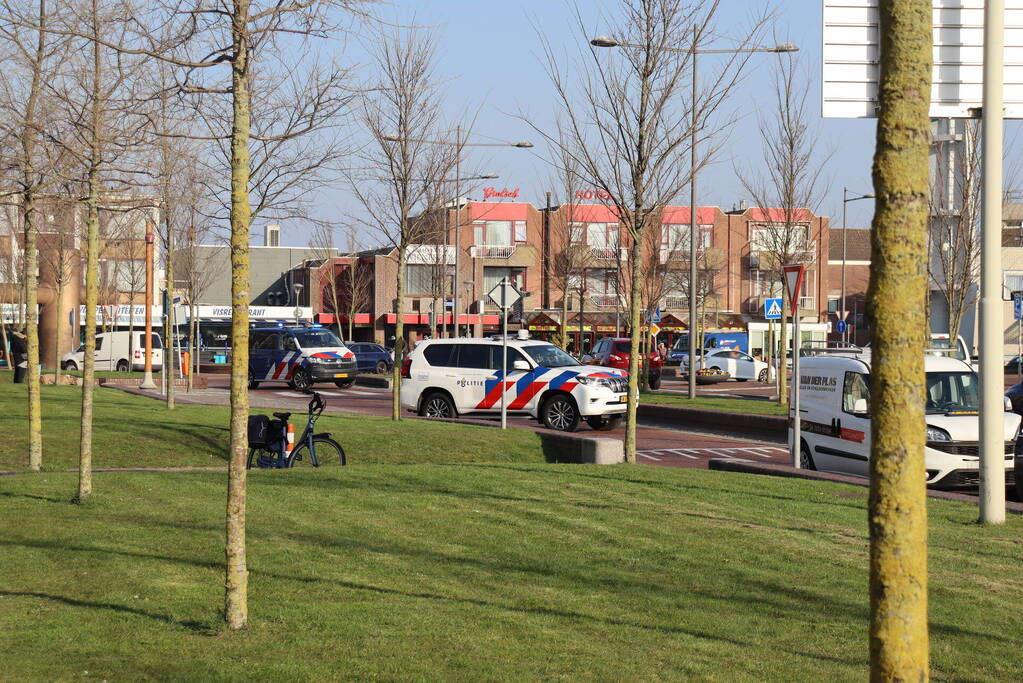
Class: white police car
248,325,358,391
400,334,628,431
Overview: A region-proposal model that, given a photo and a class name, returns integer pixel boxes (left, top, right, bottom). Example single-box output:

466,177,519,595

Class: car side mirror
512,360,530,372
853,398,868,414
1005,396,1013,412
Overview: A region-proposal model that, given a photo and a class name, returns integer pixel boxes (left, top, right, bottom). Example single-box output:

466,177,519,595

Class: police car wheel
586,415,621,431
116,360,129,373
290,368,312,391
799,441,816,471
542,395,580,432
758,369,769,383
420,392,455,418
248,369,259,390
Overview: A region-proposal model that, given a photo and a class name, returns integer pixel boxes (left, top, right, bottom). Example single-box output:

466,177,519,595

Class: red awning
316,313,372,325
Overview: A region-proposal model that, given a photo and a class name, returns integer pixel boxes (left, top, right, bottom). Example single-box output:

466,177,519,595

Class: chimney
739,199,747,211
264,223,280,247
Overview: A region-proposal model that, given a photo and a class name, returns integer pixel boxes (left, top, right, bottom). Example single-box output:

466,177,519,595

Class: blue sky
297,0,1003,247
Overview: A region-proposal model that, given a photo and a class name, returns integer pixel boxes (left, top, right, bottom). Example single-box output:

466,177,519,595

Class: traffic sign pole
782,264,806,469
488,278,522,431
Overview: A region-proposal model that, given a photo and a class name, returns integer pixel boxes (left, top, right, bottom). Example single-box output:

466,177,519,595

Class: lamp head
772,43,799,53
590,36,619,48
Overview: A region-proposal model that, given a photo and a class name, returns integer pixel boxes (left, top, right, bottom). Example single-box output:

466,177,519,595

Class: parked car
582,337,663,389
348,342,393,374
696,349,770,382
401,335,628,431
1005,356,1023,375
248,325,357,391
61,331,163,372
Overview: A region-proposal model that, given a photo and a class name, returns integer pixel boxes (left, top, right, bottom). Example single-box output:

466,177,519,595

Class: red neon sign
574,189,611,201
483,187,520,200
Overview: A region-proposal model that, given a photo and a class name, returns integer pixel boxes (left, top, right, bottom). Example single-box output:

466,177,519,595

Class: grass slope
1,466,1020,680
0,377,543,471
642,392,788,417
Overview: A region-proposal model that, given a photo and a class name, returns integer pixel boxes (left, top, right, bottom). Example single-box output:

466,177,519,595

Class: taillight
401,357,412,378
609,354,622,362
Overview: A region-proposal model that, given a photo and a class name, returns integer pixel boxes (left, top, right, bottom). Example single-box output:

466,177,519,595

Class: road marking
274,391,308,398
638,452,662,461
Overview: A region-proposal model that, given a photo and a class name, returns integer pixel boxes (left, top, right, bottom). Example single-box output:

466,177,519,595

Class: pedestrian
657,341,667,360
566,340,576,356
10,327,27,384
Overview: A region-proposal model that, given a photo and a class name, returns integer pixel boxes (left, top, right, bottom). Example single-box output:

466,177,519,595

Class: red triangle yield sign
782,263,806,316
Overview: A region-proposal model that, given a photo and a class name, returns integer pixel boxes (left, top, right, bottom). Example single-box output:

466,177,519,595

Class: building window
473,220,513,246
662,224,712,251
1005,271,1023,293
750,223,809,252
483,266,525,294
570,222,619,249
405,264,438,295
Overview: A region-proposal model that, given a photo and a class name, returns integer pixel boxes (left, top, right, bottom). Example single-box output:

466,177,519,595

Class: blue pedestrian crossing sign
764,298,783,319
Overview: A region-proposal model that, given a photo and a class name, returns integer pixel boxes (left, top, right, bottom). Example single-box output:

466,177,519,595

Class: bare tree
338,226,372,342
176,188,217,391
928,118,980,343
308,222,342,336
546,149,591,350
0,0,60,472
531,0,769,462
347,25,456,420
736,52,830,406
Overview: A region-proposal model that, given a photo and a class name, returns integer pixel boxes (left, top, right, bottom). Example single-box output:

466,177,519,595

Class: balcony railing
799,296,816,310
591,247,626,261
663,295,688,310
470,245,516,259
589,294,619,308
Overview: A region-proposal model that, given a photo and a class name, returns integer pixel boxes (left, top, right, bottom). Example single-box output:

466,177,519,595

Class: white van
61,331,164,372
793,349,1019,489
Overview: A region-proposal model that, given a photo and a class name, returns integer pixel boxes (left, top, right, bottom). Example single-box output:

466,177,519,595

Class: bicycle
247,391,346,469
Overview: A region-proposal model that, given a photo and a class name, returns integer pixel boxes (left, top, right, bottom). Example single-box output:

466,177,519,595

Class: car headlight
306,356,324,364
926,425,951,442
576,376,611,387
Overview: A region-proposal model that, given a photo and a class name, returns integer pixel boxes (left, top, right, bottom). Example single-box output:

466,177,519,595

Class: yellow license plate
334,373,349,378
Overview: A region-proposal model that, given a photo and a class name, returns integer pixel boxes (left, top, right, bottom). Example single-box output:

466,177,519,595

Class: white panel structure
823,0,1023,118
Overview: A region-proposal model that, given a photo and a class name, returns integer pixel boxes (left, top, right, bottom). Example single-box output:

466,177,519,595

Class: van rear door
809,370,870,476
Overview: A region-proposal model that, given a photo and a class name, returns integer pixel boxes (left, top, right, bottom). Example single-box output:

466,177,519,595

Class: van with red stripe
400,335,628,431
248,325,358,392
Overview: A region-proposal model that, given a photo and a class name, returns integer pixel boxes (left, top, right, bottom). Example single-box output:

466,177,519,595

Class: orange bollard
285,422,295,454
182,351,190,376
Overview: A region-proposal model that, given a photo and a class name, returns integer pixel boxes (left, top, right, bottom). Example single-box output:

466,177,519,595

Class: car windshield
925,371,980,413
523,344,581,368
292,329,343,349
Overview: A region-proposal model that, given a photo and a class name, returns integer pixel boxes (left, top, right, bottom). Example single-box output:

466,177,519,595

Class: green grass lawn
0,465,1020,680
642,391,789,417
0,375,543,471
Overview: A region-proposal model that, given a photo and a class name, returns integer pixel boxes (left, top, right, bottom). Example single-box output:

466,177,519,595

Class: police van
793,346,1019,489
400,334,628,431
248,325,358,391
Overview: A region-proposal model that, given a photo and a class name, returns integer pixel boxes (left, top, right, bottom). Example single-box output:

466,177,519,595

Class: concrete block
539,432,624,464
356,374,392,389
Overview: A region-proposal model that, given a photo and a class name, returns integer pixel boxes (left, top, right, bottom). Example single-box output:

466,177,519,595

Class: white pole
979,0,1006,524
791,311,801,468
501,282,508,430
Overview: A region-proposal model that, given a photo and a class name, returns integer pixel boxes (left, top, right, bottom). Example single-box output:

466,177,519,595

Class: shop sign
482,187,520,200
574,189,611,201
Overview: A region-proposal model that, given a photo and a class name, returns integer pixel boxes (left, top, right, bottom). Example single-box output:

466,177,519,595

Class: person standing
10,327,27,384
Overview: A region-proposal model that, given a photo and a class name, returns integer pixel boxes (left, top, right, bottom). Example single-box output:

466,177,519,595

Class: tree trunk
163,186,175,409
224,0,252,631
22,0,47,473
391,245,407,420
560,288,569,350
77,0,103,501
187,303,195,392
128,287,135,374
623,237,643,464
867,0,931,678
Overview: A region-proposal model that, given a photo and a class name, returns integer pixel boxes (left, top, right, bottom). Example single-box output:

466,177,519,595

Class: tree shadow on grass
0,591,212,634
91,417,229,461
0,491,66,503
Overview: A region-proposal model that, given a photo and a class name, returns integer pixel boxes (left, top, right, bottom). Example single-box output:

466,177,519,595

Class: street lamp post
382,133,531,339
590,35,798,399
841,188,874,344
292,282,304,326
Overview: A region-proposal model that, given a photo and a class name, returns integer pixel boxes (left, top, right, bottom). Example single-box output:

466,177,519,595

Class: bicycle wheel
247,447,277,469
289,436,346,468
